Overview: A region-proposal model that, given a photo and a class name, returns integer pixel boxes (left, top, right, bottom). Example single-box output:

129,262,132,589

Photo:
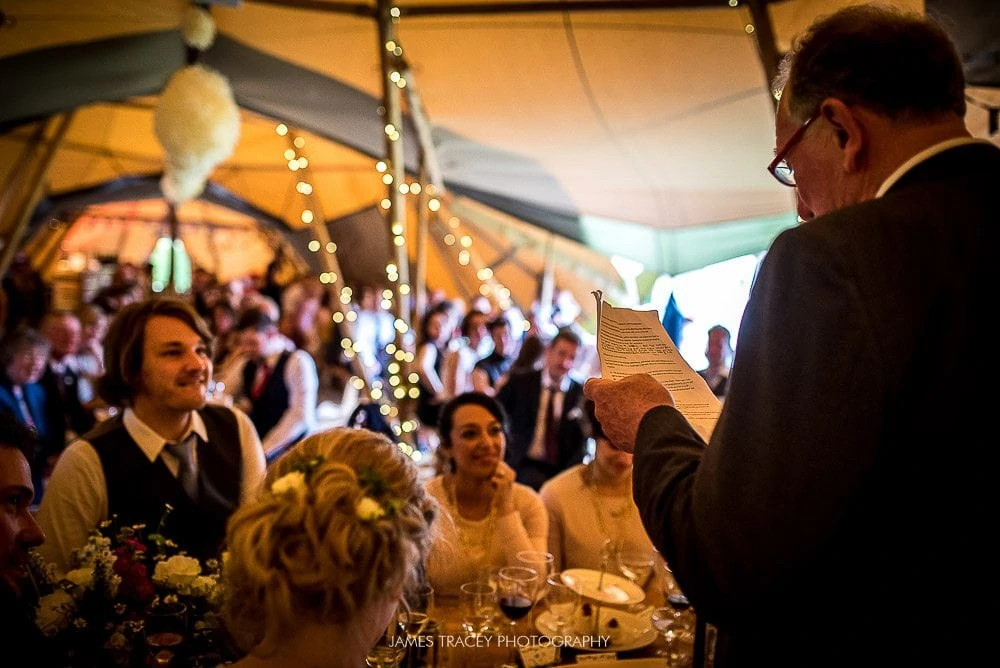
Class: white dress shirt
526,371,571,462
36,406,265,573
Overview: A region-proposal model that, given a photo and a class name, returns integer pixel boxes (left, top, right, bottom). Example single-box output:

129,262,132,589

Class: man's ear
820,98,865,172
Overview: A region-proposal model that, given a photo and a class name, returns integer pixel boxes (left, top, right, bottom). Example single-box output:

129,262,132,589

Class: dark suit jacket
633,143,1000,667
39,365,95,452
497,369,586,474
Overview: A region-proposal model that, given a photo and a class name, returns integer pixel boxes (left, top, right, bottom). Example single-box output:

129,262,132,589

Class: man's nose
20,510,45,550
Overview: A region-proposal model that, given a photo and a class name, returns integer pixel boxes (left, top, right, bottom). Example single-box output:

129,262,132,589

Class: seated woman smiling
222,428,436,668
425,392,548,595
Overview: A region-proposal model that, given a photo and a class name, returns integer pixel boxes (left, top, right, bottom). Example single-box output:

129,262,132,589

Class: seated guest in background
40,310,96,449
0,413,50,655
224,428,436,667
425,392,547,595
0,327,54,498
441,309,489,399
415,303,451,448
498,328,586,490
697,324,733,398
37,298,265,573
540,401,653,572
76,303,108,385
471,315,515,396
225,309,318,463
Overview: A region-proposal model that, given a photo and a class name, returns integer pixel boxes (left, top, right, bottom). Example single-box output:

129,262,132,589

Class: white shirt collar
877,137,996,197
123,407,209,464
541,369,571,393
49,355,80,376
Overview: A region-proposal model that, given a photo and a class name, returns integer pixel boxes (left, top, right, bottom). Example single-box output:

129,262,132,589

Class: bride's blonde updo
223,428,437,653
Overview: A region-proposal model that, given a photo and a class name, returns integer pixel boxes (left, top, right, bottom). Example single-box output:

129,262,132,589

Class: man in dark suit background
587,6,998,666
39,310,96,452
498,327,586,490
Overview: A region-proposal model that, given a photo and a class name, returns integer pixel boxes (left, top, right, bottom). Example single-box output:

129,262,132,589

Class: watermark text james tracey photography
389,634,612,649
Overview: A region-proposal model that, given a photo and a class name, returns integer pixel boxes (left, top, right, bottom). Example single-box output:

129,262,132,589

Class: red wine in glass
499,595,533,621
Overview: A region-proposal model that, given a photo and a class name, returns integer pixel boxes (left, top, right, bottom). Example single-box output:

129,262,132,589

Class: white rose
64,567,95,590
35,590,75,636
153,555,201,588
178,574,217,598
356,496,386,522
271,471,307,498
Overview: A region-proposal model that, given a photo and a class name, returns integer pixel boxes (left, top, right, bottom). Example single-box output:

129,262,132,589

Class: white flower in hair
356,496,387,521
271,471,307,497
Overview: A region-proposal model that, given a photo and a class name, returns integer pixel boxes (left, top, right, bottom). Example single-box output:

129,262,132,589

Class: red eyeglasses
767,110,820,187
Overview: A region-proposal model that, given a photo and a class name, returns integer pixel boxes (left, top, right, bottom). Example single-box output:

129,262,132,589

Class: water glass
543,574,580,634
460,581,497,637
366,617,405,668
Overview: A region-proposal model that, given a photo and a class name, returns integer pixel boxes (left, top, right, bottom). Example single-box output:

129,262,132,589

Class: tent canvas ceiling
2,0,999,288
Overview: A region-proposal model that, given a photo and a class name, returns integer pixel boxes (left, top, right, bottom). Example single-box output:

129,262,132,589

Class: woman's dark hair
510,334,545,373
437,392,509,449
419,302,451,346
98,298,214,407
584,399,605,441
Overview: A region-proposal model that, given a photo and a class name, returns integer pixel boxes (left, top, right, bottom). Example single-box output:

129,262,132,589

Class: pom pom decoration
154,64,240,204
182,6,216,51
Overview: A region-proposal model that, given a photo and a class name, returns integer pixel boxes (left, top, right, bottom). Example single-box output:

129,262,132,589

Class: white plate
560,569,646,606
534,607,658,653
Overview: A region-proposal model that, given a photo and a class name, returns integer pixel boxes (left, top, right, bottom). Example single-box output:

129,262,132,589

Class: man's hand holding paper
589,291,720,444
584,374,674,453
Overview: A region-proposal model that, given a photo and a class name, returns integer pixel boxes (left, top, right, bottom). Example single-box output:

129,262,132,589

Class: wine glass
543,573,580,635
515,550,554,603
460,581,497,637
366,616,405,668
497,567,538,665
617,549,655,589
397,582,434,666
145,600,187,666
650,606,676,659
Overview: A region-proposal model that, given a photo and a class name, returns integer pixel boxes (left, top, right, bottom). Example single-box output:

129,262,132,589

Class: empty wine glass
460,581,497,637
544,574,580,635
617,549,655,589
515,550,554,603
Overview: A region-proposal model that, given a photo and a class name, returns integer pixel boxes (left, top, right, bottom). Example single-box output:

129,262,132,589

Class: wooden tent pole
414,165,429,322
0,113,74,278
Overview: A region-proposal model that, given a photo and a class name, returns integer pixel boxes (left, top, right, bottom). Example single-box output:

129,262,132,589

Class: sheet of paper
593,291,721,440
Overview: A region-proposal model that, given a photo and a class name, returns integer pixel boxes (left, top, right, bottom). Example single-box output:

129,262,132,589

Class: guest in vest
36,298,266,573
230,308,318,463
471,315,515,397
498,328,586,490
0,327,54,499
39,310,96,451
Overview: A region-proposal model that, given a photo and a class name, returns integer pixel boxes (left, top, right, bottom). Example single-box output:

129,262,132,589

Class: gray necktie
164,436,199,501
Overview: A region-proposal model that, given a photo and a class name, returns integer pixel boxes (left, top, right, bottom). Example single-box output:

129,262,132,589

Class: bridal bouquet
31,514,230,667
